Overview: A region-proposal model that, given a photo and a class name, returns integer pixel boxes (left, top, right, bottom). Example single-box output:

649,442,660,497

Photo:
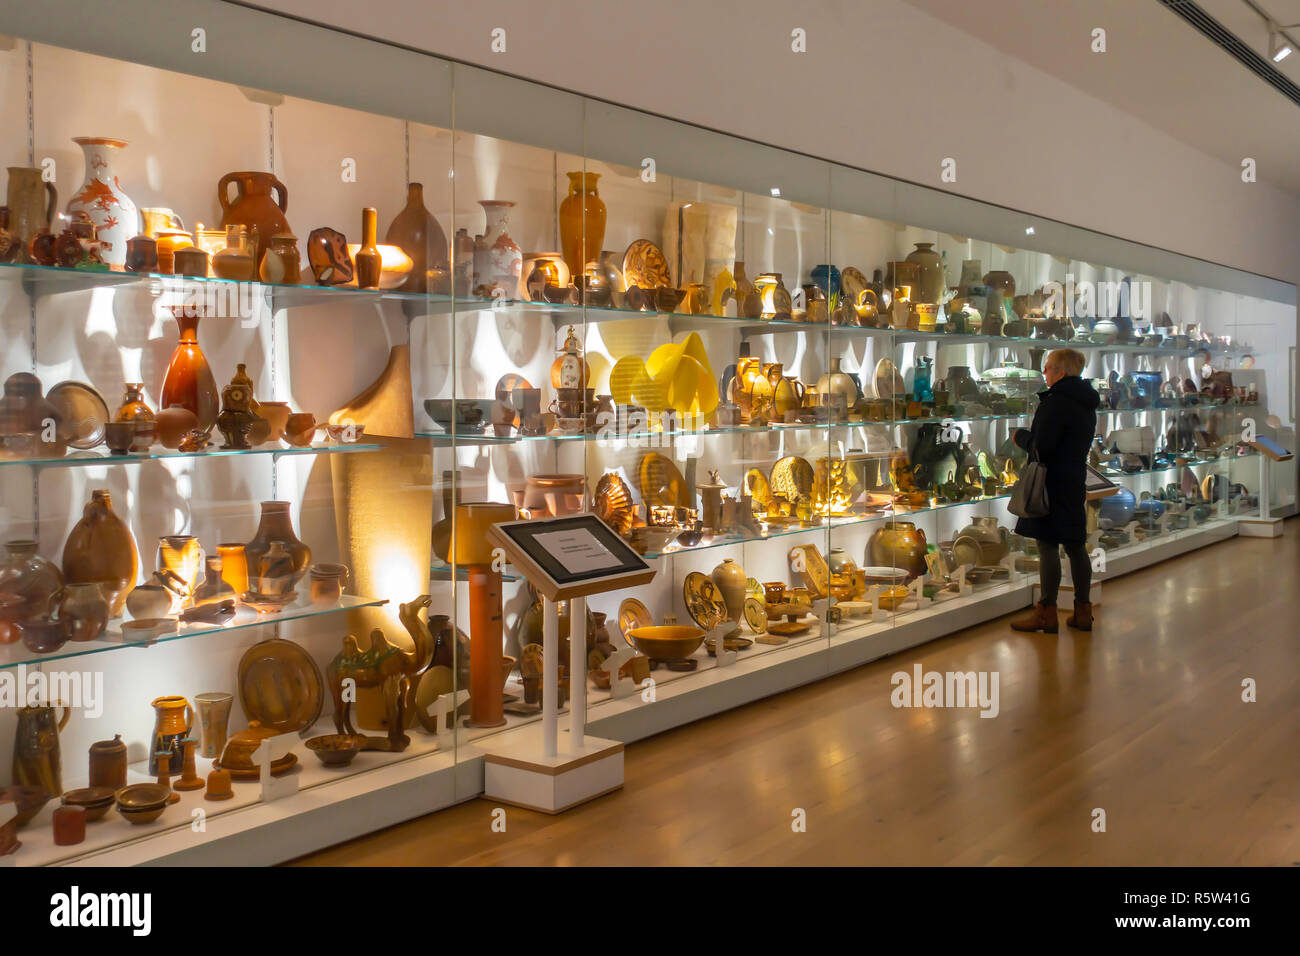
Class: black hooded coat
1012,375,1100,544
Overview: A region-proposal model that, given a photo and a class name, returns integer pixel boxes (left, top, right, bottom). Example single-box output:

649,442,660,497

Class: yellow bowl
626,624,705,661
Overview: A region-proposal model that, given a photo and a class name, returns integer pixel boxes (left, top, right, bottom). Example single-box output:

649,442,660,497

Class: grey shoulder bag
1009,447,1049,518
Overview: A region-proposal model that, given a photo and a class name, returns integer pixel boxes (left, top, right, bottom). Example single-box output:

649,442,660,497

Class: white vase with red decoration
65,137,139,267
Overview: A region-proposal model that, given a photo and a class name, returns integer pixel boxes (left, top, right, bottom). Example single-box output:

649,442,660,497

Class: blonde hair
1047,348,1086,377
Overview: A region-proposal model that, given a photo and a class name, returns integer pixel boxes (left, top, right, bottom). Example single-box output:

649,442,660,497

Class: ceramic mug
308,563,348,606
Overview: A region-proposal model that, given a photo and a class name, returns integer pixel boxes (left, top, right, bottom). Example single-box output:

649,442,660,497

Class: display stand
1239,441,1292,537
254,732,300,802
484,515,656,813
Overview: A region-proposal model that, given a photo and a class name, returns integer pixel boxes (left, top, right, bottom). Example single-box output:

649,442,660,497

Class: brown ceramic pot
61,489,139,617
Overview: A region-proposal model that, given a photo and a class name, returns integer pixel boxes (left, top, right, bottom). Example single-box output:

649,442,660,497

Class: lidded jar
550,325,590,389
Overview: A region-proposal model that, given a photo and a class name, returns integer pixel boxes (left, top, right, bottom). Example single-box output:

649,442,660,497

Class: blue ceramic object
810,264,841,299
1097,485,1137,528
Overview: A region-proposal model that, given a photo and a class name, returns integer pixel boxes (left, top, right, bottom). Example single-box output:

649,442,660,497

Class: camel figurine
327,594,448,751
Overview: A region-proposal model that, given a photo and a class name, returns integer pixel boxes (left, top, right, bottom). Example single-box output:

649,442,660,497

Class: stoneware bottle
61,490,139,617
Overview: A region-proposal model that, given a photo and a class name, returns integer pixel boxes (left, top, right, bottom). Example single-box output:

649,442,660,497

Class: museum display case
0,0,1293,864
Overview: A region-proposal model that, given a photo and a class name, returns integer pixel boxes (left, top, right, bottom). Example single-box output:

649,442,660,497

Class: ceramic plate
952,535,982,570
214,752,298,781
863,566,910,583
46,380,110,449
618,597,653,647
743,596,767,634
622,239,671,291
840,267,869,315
705,635,754,656
768,619,813,637
638,452,685,507
683,571,728,630
237,638,324,735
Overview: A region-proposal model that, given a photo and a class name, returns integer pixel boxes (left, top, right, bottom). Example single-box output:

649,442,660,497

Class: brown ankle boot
1066,602,1093,630
1010,602,1058,633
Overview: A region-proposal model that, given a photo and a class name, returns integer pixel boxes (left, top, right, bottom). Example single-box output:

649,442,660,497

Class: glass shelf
641,493,1014,560
1099,451,1257,480
429,560,521,583
0,440,381,469
0,593,388,670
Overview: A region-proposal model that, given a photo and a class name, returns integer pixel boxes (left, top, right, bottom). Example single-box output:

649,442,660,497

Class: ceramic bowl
966,566,996,585
862,566,910,585
625,624,705,661
61,786,116,822
118,804,167,825
835,600,871,618
17,617,71,654
423,399,493,433
305,734,364,767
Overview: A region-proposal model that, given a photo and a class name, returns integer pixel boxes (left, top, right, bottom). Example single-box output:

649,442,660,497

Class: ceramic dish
618,597,653,645
118,804,167,825
742,596,768,633
704,634,754,656
305,734,364,767
862,566,910,585
638,452,685,507
622,239,671,291
117,783,170,811
876,585,911,610
237,637,324,735
624,624,705,661
60,786,116,822
120,617,178,642
683,571,728,630
46,380,111,449
214,752,298,781
835,600,872,618
768,619,813,637
967,566,995,585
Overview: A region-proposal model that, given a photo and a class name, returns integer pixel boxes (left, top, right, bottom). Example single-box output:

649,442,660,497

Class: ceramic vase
244,501,311,590
194,692,233,760
559,171,606,278
906,242,944,305
160,307,219,429
258,233,301,284
354,207,381,290
710,557,747,623
216,543,250,595
212,224,256,280
478,200,521,293
815,358,859,414
65,138,137,267
61,490,138,617
385,182,449,293
217,170,290,266
191,557,234,606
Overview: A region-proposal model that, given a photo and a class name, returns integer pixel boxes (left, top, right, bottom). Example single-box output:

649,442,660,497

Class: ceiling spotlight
1270,30,1292,62
1025,226,1036,236
770,187,781,197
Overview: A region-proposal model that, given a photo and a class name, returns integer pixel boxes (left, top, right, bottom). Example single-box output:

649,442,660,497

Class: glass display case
0,0,1293,864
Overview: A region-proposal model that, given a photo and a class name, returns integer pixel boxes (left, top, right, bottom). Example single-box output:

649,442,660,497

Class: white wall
251,0,1300,285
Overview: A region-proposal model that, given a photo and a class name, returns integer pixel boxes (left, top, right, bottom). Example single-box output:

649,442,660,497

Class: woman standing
1010,348,1099,633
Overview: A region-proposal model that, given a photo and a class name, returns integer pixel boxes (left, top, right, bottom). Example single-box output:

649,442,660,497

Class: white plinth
482,728,623,814
1238,516,1284,537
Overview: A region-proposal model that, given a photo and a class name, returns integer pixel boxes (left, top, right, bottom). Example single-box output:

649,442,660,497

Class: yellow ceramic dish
625,624,705,660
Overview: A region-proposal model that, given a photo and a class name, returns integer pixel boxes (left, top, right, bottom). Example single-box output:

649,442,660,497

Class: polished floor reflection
292,524,1300,866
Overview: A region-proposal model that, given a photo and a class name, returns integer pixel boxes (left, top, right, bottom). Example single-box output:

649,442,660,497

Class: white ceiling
902,0,1300,195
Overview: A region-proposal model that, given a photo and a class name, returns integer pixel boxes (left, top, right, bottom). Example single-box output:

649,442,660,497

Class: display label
534,528,620,575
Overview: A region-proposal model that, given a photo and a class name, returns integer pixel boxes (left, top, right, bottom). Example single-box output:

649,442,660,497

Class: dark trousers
1037,540,1091,606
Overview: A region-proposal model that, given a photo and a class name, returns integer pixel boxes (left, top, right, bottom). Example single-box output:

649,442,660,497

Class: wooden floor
292,525,1300,866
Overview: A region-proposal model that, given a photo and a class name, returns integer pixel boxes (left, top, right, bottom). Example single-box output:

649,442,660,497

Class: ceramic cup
308,563,348,606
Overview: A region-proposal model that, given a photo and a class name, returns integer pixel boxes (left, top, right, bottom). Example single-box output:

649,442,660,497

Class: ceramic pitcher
13,704,72,798
5,167,57,256
149,695,194,776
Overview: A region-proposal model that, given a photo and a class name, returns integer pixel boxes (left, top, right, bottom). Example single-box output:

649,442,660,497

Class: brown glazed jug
149,696,193,776
159,306,219,429
13,704,72,799
62,489,139,617
217,171,290,266
385,182,449,293
5,167,57,258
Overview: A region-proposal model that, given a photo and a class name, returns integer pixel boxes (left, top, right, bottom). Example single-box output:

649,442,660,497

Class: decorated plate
840,267,869,315
952,535,982,570
237,638,324,735
683,571,728,630
638,452,685,508
742,596,768,634
46,380,110,449
622,239,671,291
618,597,653,646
